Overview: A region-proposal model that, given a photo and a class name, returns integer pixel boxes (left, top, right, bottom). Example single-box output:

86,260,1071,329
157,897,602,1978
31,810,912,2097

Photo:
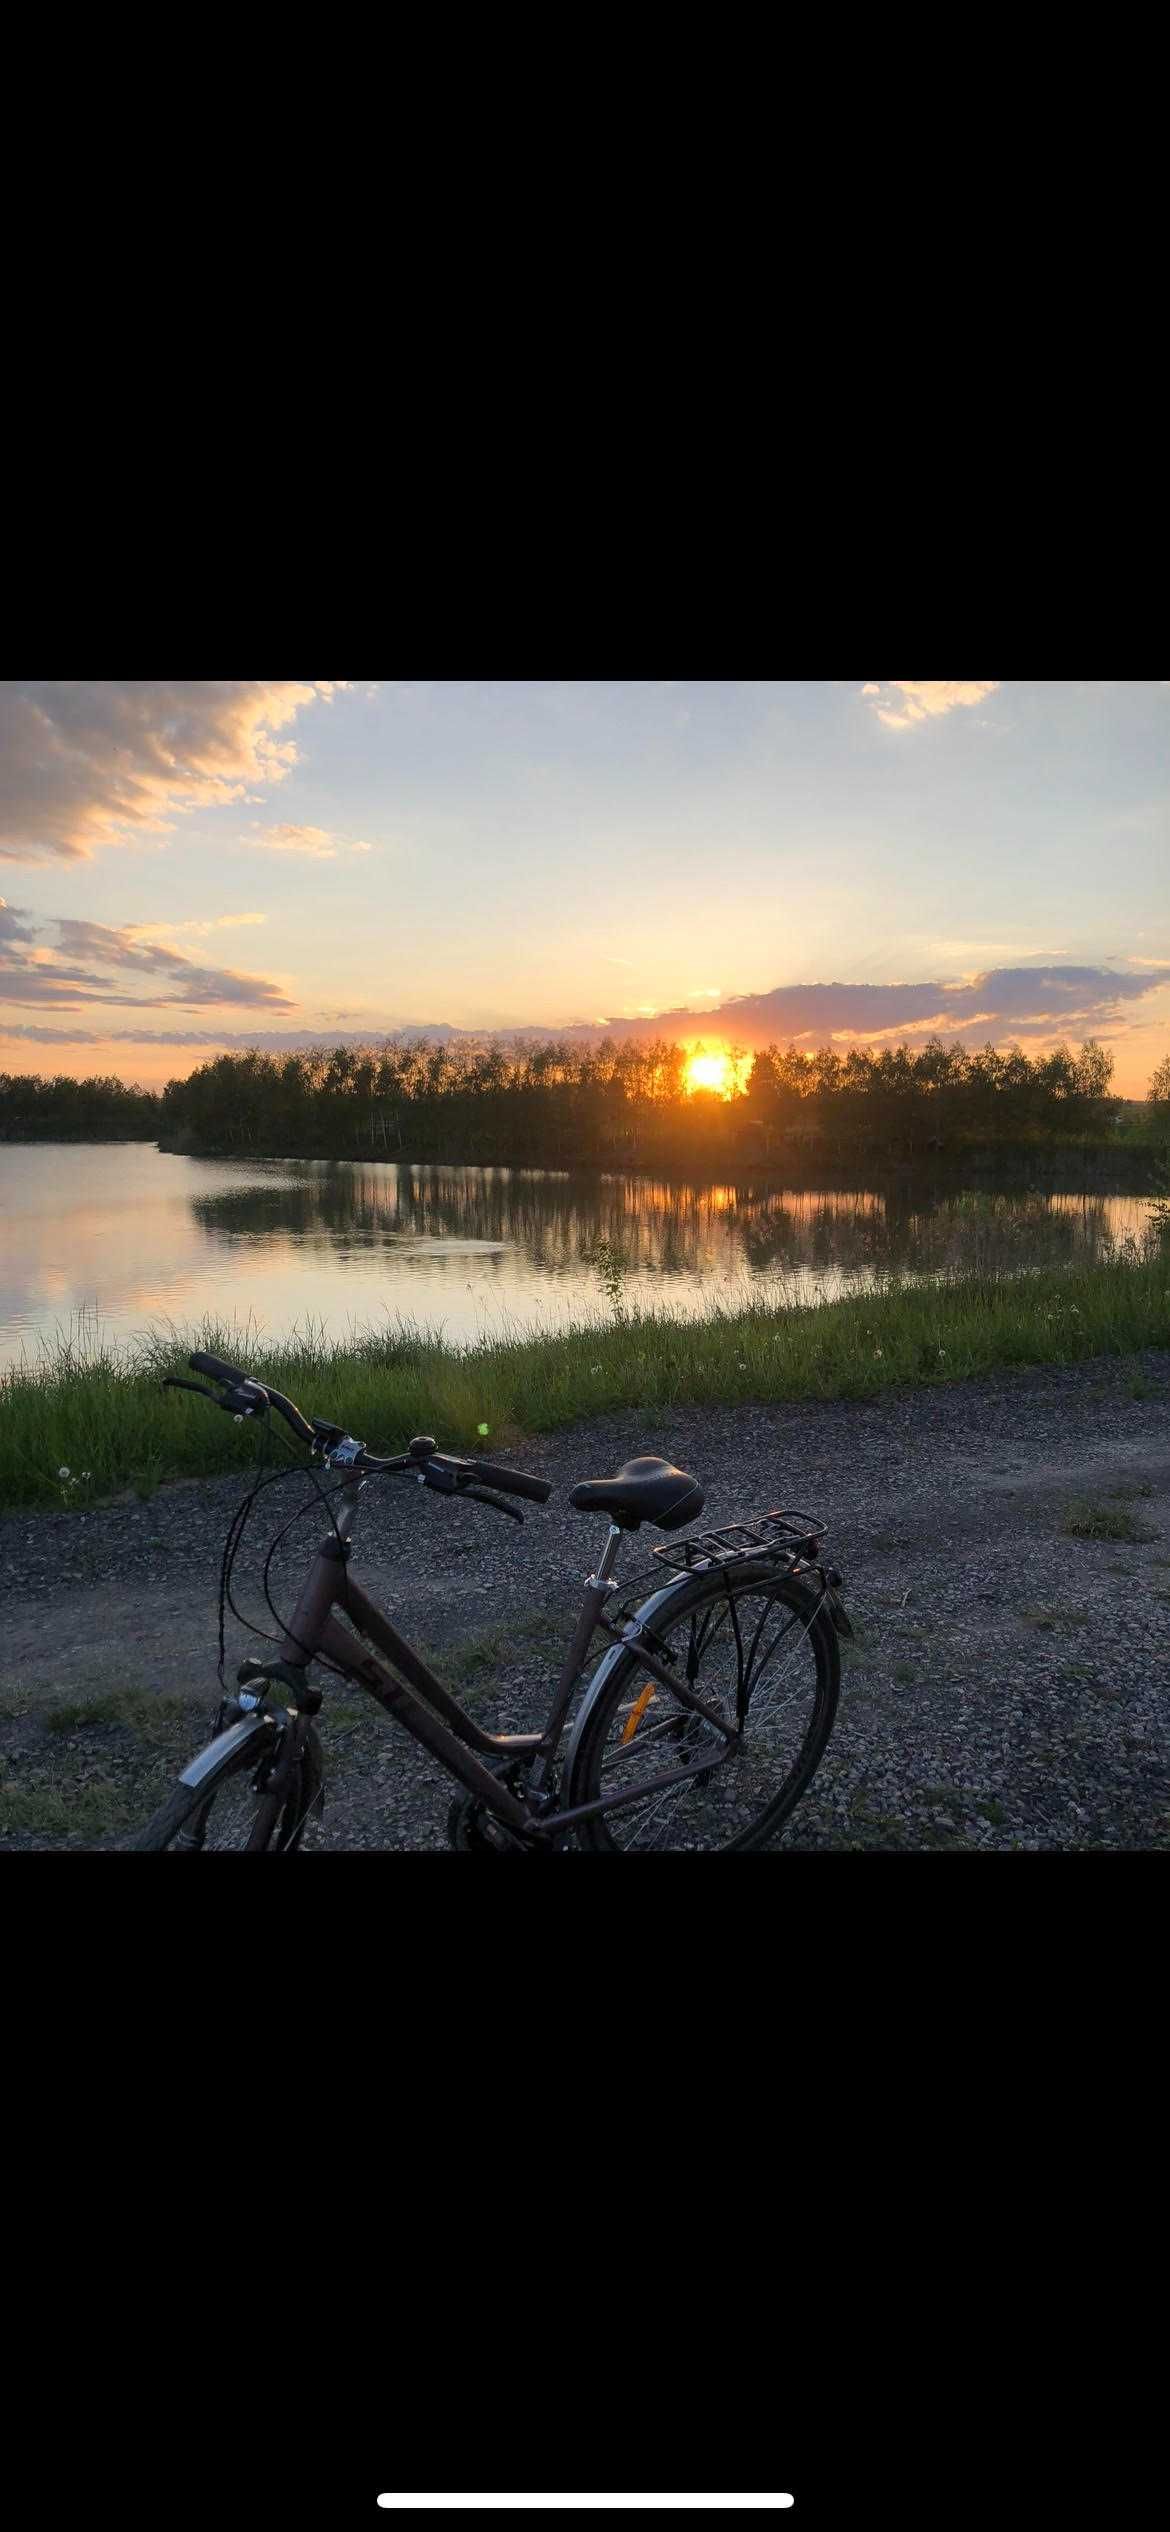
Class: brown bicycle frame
265,1495,748,1840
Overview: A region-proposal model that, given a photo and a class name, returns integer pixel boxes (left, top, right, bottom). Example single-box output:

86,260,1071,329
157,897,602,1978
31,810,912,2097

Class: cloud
0,898,37,946
3,962,1165,1061
0,909,292,1012
595,965,1164,1051
248,823,375,858
861,680,1000,732
1,1023,455,1050
125,913,267,938
0,680,350,862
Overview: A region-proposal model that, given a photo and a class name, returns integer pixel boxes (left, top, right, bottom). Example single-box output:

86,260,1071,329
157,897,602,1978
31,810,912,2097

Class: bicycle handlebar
460,1456,551,1504
189,1349,249,1388
177,1356,551,1502
185,1354,316,1446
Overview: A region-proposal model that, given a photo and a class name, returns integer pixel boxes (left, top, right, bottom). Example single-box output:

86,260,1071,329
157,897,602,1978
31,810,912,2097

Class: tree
1147,1054,1170,1110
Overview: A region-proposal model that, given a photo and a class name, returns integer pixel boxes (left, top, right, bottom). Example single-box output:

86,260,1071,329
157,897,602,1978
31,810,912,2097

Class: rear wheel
569,1564,839,1852
128,1717,324,1851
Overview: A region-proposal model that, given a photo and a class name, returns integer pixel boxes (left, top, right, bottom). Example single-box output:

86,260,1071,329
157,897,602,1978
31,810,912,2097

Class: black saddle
568,1454,704,1532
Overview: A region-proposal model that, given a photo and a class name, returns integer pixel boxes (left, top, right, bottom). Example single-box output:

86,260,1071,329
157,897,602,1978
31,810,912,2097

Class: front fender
179,1711,274,1791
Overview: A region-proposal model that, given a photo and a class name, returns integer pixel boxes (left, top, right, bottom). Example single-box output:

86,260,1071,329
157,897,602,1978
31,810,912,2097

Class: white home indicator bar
377,2502,795,2513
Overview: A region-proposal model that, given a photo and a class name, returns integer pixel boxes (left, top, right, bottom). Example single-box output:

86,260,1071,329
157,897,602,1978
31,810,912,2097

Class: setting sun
685,1048,740,1097
686,1051,731,1094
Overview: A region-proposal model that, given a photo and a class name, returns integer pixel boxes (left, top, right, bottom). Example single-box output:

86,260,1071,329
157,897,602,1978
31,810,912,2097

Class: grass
1020,1604,1090,1631
1061,1500,1161,1543
0,1774,138,1838
1,1258,1167,1513
42,1686,194,1744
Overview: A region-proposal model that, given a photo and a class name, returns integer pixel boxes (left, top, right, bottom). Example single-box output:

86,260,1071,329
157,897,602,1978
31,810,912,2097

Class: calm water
0,1143,1157,1368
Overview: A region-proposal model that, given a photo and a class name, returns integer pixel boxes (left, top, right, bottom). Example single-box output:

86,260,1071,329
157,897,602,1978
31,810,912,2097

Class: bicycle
129,1349,854,1853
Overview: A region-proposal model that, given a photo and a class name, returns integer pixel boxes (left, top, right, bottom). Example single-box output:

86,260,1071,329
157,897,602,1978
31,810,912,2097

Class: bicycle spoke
582,1575,833,1852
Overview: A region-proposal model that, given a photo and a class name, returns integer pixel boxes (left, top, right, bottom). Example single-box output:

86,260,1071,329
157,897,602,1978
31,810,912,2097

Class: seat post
591,1521,625,1587
532,1523,627,1775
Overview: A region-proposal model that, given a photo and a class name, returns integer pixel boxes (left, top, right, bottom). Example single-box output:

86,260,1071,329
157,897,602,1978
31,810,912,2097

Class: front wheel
568,1564,840,1852
127,1715,324,1851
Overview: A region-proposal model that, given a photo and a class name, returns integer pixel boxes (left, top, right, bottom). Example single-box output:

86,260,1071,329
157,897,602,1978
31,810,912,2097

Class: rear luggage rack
652,1510,828,1575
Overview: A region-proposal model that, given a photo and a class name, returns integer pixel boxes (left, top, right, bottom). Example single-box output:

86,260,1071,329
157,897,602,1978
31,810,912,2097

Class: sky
1,678,1167,1096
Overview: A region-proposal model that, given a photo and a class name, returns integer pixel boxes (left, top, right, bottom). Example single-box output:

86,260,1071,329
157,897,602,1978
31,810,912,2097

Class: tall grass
2,1260,1168,1512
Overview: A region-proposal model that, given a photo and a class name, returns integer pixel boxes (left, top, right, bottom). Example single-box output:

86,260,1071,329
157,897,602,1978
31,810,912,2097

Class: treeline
747,1037,1122,1157
0,1072,162,1141
4,1038,1167,1167
154,1032,1167,1170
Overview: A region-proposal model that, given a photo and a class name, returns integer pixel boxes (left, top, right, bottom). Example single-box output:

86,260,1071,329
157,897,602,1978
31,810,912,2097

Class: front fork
189,1660,321,1850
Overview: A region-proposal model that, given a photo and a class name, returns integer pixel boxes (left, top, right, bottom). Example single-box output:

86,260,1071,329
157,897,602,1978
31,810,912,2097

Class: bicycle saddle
568,1455,704,1532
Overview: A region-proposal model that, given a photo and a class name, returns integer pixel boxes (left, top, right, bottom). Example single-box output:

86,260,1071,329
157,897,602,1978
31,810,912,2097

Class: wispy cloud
0,903,291,1012
0,680,351,862
125,913,267,939
247,823,374,858
861,680,1001,732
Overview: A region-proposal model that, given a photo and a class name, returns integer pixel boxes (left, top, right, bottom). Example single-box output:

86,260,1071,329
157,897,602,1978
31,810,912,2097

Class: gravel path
2,1348,1168,1851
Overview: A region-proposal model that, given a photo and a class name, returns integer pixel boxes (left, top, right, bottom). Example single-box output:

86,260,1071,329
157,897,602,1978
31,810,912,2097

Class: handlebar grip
190,1350,250,1388
468,1458,552,1504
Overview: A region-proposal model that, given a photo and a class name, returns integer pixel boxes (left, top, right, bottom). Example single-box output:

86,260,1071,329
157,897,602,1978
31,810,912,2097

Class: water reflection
0,1144,1161,1365
189,1163,1151,1281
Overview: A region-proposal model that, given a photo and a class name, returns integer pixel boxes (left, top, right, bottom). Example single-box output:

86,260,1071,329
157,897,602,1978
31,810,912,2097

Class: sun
685,1049,733,1096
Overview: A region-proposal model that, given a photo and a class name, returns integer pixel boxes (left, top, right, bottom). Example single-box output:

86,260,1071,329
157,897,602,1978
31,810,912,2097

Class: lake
0,1142,1157,1369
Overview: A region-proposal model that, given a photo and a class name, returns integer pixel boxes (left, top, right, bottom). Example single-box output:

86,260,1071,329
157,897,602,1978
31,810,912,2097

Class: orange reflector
621,1682,657,1743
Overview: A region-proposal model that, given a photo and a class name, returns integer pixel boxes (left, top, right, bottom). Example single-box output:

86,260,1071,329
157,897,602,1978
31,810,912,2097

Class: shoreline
162,1137,1166,1188
2,1260,1167,1514
3,1129,1164,1190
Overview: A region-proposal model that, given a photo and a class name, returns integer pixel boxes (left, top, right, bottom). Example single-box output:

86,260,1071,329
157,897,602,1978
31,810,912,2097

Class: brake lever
161,1376,218,1400
460,1483,524,1523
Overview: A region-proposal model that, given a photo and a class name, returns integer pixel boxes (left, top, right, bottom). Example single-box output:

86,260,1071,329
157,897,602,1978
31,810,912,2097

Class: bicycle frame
199,1477,758,1842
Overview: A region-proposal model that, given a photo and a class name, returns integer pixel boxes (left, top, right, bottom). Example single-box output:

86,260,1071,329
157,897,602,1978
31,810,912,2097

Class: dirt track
2,1348,1168,1850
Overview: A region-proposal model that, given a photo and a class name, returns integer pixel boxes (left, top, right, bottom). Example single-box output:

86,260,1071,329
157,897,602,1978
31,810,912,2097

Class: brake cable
216,1408,289,1685
259,1464,365,1673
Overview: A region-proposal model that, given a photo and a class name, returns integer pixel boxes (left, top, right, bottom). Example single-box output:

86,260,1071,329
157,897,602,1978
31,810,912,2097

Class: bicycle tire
568,1562,839,1853
127,1718,324,1852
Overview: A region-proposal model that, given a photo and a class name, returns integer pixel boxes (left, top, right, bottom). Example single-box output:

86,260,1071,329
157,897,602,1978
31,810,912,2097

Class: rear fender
562,1566,715,1798
563,1559,844,1801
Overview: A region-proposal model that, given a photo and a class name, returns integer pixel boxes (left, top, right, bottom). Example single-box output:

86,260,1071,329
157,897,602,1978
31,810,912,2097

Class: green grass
1,1259,1168,1513
1061,1500,1160,1543
0,1774,137,1838
42,1686,194,1744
